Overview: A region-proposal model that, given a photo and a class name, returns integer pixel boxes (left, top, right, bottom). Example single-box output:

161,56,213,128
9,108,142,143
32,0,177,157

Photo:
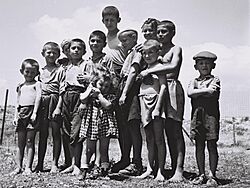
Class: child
78,30,108,176
117,23,160,175
138,20,186,182
79,67,118,179
55,38,86,175
111,29,143,175
138,39,167,181
11,59,41,175
102,5,121,49
187,51,220,186
35,42,65,173
141,18,159,41
82,30,107,72
58,39,71,67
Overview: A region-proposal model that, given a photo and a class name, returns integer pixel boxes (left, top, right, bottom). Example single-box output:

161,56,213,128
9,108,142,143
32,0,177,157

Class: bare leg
50,121,61,173
195,137,206,175
72,142,83,176
94,140,101,166
137,123,154,179
153,118,166,181
23,130,36,175
62,130,72,168
11,130,26,175
167,120,186,182
128,119,142,168
36,119,49,172
207,140,218,177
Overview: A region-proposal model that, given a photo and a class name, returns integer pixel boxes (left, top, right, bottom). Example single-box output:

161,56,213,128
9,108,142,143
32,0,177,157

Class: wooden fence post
0,89,9,145
232,117,236,145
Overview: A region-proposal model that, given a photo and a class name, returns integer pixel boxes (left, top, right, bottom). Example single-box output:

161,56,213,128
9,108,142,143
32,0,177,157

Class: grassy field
0,106,250,187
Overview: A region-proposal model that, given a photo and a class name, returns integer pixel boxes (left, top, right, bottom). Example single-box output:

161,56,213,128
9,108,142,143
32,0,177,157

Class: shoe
111,160,130,173
89,165,101,179
192,174,206,185
119,163,143,176
206,176,218,186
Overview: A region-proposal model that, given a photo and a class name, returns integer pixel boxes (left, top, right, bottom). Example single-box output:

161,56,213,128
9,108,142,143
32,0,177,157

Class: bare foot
23,168,32,175
50,165,59,173
154,169,165,181
9,168,22,176
72,165,81,176
60,165,74,174
168,171,184,183
136,170,153,179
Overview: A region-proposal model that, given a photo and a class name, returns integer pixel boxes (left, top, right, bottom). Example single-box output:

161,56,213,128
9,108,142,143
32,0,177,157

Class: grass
0,106,250,187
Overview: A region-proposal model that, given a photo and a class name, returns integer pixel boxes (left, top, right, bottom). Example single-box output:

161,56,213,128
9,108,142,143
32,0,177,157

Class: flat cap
193,51,217,61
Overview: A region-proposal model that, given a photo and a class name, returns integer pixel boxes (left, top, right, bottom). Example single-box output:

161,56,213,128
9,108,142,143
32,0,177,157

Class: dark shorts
16,105,38,132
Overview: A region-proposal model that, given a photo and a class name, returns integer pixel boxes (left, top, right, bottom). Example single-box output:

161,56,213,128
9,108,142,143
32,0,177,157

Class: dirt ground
0,107,250,187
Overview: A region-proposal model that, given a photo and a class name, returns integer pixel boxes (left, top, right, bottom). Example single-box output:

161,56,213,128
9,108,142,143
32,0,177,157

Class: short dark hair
21,59,39,73
158,20,176,33
118,29,138,41
102,6,120,18
42,42,60,55
89,30,106,43
141,18,159,31
69,38,86,52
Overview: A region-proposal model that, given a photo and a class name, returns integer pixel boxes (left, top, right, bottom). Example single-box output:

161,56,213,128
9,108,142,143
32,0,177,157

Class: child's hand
52,108,61,119
91,87,101,98
119,94,126,106
206,84,218,94
13,118,18,127
152,109,160,118
30,113,37,123
77,73,91,85
136,70,149,81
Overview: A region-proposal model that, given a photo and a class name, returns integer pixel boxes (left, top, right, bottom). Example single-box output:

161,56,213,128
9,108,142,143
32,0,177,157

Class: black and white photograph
0,0,249,187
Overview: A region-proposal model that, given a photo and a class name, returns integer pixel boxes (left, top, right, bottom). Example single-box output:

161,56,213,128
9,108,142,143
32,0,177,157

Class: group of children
12,5,221,186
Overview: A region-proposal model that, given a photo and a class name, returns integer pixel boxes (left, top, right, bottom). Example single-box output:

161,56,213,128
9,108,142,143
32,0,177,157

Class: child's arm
79,84,93,103
30,82,42,123
119,63,140,105
52,68,66,118
152,73,167,117
187,79,218,98
13,84,21,126
139,46,182,77
97,93,113,110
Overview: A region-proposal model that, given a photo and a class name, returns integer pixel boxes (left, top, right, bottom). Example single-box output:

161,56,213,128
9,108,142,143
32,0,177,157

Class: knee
26,138,34,148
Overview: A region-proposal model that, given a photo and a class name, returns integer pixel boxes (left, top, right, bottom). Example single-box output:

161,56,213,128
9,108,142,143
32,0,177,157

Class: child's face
22,64,38,82
195,59,215,76
119,34,136,51
157,24,173,44
43,47,60,64
142,24,157,40
142,46,159,65
102,15,120,31
96,79,111,94
89,36,106,53
69,42,85,60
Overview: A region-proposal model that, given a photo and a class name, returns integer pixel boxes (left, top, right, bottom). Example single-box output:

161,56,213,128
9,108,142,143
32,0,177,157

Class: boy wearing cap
187,51,220,186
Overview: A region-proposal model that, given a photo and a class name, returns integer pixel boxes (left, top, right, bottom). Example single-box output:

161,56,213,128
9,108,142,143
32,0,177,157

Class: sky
0,0,249,118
